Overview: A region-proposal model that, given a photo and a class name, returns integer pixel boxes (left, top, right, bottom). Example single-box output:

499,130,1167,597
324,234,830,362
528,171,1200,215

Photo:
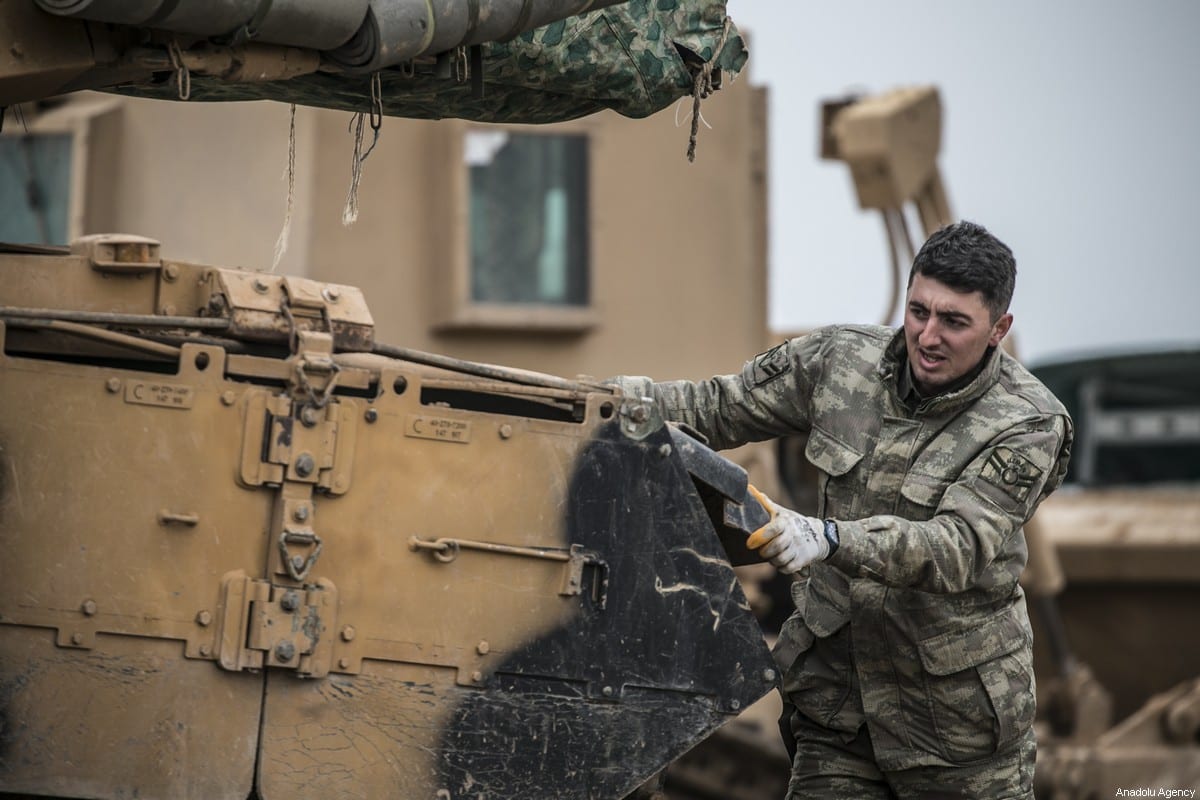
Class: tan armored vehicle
0,3,775,799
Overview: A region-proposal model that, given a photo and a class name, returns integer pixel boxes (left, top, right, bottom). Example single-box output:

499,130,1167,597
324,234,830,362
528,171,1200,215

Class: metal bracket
216,571,338,677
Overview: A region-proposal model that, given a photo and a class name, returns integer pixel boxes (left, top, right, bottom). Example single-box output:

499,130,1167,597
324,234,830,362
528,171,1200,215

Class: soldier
612,221,1072,799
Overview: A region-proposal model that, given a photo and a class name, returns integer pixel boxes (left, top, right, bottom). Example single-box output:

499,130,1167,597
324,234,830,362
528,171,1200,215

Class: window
0,95,117,247
467,131,589,307
430,129,595,333
0,132,73,245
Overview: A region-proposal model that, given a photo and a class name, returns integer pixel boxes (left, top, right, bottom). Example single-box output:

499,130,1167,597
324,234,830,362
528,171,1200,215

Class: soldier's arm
609,330,832,451
825,415,1071,593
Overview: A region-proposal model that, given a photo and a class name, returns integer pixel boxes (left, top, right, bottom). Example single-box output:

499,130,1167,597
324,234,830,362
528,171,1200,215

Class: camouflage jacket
616,324,1073,769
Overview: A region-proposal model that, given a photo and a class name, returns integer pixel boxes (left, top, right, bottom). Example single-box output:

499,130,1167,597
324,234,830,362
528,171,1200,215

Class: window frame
432,121,598,334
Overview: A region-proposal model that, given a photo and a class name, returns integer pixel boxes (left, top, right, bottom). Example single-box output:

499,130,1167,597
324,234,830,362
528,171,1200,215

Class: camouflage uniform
617,324,1073,799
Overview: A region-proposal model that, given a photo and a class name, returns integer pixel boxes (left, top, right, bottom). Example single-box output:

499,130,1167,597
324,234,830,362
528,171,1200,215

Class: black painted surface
437,419,777,799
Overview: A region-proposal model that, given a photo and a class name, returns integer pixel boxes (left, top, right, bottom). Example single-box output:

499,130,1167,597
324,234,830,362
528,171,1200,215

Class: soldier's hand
746,485,829,574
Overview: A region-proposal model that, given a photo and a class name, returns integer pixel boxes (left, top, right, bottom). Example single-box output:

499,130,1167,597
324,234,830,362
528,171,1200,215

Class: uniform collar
880,328,1002,415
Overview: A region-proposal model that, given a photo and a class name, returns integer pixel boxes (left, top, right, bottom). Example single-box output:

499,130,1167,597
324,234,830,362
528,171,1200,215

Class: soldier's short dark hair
908,221,1016,321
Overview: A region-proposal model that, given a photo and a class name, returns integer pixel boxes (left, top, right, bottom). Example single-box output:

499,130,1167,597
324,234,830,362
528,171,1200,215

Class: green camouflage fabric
108,0,747,123
615,324,1073,774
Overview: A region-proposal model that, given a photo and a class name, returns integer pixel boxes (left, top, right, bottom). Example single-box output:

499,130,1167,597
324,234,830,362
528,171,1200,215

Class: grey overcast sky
728,0,1200,366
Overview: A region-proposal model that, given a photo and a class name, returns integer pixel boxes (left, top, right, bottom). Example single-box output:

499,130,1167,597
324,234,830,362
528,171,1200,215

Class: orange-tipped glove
746,484,832,575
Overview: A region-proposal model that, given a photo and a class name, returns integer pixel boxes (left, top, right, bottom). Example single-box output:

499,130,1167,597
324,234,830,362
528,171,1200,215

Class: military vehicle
0,2,777,799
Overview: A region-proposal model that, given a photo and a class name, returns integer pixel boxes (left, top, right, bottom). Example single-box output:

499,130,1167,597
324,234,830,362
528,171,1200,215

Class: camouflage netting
110,0,747,124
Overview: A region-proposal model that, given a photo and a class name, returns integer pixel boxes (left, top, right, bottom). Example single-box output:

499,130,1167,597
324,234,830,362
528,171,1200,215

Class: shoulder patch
743,342,792,389
979,446,1043,505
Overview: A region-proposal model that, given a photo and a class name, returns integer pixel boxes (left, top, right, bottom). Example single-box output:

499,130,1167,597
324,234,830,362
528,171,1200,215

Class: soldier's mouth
918,349,946,369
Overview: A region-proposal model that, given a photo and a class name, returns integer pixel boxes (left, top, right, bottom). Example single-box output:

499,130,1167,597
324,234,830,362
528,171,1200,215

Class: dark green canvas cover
112,0,747,124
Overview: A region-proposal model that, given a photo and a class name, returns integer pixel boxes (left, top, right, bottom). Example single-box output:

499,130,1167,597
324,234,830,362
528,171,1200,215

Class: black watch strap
823,519,840,557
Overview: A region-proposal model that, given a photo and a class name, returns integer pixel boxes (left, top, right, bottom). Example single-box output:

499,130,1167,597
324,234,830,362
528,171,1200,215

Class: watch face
823,520,840,550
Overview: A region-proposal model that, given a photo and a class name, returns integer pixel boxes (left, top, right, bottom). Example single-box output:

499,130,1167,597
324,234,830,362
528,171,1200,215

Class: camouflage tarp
110,0,747,124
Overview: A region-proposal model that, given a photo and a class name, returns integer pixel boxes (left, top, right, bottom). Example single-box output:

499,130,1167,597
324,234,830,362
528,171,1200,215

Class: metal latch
409,536,610,609
215,571,338,677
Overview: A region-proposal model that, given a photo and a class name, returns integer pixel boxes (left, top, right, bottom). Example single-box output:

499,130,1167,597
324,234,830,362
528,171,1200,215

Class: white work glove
746,485,830,575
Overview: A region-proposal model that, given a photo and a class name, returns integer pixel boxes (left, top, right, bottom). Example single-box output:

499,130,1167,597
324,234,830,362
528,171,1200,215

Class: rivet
195,610,212,626
199,644,211,657
602,686,614,697
275,641,295,662
71,632,83,645
163,264,179,282
498,424,513,440
293,505,310,522
364,408,378,424
763,668,776,683
105,377,121,393
300,405,321,427
476,641,490,655
338,657,350,670
731,699,741,711
252,278,269,294
341,625,356,642
220,390,236,405
280,591,301,612
323,287,341,303
81,599,97,616
294,452,315,477
471,671,483,683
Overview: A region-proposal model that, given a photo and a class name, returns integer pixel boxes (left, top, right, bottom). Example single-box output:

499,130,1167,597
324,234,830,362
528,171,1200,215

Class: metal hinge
215,571,338,678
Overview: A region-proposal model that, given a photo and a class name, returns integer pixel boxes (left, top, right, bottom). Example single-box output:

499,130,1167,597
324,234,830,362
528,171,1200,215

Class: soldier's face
904,273,1012,394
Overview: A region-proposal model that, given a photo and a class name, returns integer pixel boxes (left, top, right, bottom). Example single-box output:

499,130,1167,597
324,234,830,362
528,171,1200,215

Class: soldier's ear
989,312,1013,347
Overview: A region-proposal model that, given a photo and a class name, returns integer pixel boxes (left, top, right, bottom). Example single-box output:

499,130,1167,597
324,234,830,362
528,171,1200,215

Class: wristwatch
823,519,840,557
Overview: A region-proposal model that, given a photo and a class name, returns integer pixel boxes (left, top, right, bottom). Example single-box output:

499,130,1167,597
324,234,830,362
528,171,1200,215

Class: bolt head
81,599,97,616
199,644,211,657
364,407,378,424
275,641,296,662
300,406,321,427
294,452,315,477
602,685,614,697
291,555,306,570
71,632,84,645
629,405,649,423
498,424,513,439
105,377,121,393
163,264,179,282
292,504,310,522
280,590,301,612
476,640,490,655
221,390,236,406
341,625,356,642
338,657,350,670
195,610,213,626
471,671,483,683
252,278,269,293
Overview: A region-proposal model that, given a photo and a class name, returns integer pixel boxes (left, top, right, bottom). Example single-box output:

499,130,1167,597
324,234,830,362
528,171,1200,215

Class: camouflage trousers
780,626,1036,799
784,709,1035,799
